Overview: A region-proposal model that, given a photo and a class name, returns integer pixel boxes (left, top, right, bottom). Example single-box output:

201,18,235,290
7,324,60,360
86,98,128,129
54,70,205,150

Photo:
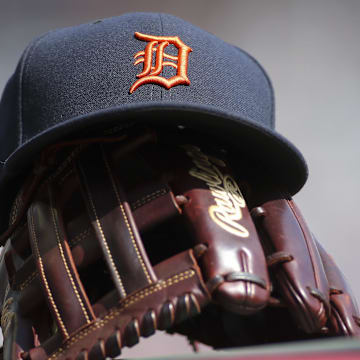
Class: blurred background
1,0,359,357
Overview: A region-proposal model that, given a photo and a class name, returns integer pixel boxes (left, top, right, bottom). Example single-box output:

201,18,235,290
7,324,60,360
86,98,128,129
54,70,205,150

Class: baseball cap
0,12,308,233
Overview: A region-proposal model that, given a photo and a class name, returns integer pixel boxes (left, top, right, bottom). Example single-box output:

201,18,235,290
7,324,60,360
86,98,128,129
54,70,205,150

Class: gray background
1,0,359,357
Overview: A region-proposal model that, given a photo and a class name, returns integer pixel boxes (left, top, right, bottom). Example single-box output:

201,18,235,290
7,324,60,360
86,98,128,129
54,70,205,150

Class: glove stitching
10,192,22,226
80,164,127,298
48,185,92,324
122,271,194,306
131,188,167,210
18,225,94,291
57,168,74,186
101,146,152,284
50,270,195,359
19,271,37,291
18,227,92,291
29,206,69,339
46,146,85,185
68,227,92,247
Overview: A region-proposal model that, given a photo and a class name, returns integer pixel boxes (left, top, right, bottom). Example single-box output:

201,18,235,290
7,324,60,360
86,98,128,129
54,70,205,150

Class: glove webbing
4,133,210,360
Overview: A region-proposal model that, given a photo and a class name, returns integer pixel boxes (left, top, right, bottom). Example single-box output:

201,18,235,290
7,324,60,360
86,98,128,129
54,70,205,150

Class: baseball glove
0,126,359,360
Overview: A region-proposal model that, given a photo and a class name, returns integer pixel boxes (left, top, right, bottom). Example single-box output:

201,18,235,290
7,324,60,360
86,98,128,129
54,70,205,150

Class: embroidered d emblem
130,32,192,93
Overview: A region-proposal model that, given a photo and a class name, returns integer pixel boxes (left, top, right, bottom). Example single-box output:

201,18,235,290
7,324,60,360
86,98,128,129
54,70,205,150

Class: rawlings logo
183,145,249,238
130,32,192,93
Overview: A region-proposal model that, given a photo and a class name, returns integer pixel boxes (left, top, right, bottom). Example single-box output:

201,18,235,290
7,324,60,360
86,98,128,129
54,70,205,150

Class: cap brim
0,102,307,232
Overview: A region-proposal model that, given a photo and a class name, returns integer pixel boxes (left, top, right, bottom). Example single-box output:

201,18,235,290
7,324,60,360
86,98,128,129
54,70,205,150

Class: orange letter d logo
130,32,192,93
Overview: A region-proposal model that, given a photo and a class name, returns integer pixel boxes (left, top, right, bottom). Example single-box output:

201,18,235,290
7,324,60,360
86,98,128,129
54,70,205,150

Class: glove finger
315,238,360,336
164,144,270,314
252,198,330,333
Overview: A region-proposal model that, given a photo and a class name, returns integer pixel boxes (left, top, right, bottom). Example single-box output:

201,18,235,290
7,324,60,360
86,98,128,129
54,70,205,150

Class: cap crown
0,12,274,162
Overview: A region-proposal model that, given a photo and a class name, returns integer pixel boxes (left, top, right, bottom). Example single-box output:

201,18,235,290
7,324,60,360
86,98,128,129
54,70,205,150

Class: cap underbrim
0,102,308,232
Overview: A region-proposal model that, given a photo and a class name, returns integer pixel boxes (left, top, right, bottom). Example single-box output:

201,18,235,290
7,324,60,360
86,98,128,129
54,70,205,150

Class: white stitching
29,205,69,339
132,188,167,210
79,162,127,298
68,226,92,247
18,227,92,291
101,146,152,284
48,185,92,324
50,270,195,359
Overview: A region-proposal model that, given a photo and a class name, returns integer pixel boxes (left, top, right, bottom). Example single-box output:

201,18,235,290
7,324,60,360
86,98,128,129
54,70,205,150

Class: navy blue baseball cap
0,12,308,232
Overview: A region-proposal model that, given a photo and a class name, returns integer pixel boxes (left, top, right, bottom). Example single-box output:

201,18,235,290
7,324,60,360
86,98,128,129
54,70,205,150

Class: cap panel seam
18,33,50,148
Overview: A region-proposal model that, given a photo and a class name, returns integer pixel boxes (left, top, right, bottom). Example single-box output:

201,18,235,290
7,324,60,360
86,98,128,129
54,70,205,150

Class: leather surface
0,130,213,360
28,183,95,339
165,144,270,314
316,238,360,336
0,128,359,360
76,144,157,298
255,199,330,333
27,250,210,360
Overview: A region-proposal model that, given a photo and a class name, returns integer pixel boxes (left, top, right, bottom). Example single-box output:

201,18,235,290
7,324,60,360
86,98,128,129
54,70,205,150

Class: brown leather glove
0,127,358,360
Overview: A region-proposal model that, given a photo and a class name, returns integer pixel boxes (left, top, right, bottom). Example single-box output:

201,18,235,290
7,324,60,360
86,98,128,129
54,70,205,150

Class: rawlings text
183,145,249,238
